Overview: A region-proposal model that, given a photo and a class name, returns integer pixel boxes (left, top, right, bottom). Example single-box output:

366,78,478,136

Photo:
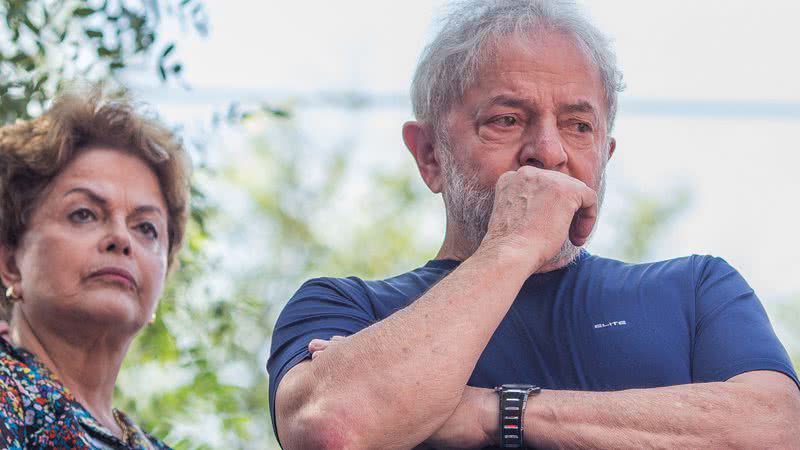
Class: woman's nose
101,221,131,256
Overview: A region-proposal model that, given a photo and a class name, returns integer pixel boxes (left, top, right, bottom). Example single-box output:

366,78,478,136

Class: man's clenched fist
480,166,598,274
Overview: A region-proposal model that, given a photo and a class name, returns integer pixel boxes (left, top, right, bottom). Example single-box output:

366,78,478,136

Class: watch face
502,384,537,390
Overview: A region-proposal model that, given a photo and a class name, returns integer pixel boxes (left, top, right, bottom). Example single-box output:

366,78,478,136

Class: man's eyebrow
473,95,535,122
64,187,164,217
558,100,599,119
479,96,600,119
483,95,534,111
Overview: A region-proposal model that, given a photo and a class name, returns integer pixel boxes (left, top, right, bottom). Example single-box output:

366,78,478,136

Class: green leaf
73,7,95,17
85,29,103,39
10,53,29,64
23,16,39,33
32,74,48,91
160,43,176,58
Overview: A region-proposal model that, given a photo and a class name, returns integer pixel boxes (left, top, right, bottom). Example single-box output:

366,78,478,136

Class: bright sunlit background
9,0,800,449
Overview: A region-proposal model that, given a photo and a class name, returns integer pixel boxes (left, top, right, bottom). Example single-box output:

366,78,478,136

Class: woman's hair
0,88,191,312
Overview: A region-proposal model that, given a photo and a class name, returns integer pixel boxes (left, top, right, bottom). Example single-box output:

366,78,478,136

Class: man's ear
0,245,21,290
403,121,443,193
607,137,616,160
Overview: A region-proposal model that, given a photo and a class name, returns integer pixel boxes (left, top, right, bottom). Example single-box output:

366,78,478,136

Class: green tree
0,0,205,123
0,1,235,448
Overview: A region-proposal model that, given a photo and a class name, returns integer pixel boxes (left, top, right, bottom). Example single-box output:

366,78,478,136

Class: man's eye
137,222,158,239
69,208,96,223
491,115,518,127
575,122,593,133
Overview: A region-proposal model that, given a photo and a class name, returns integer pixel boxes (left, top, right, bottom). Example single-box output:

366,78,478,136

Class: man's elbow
278,401,368,450
283,422,355,450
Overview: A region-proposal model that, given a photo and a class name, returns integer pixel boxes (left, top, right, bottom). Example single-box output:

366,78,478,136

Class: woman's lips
89,267,137,290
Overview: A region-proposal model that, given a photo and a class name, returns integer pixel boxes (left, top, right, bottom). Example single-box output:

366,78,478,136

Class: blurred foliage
1,1,796,449
0,0,206,124
769,300,800,369
609,189,690,263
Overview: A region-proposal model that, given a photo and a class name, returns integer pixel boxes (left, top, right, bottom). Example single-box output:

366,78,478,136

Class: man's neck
9,310,130,437
435,226,477,263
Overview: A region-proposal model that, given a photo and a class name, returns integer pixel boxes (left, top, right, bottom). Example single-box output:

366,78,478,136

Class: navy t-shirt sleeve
691,256,799,388
266,277,377,438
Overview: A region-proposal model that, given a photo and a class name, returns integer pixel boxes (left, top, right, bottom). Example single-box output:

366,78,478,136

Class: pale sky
167,0,800,102
136,0,800,334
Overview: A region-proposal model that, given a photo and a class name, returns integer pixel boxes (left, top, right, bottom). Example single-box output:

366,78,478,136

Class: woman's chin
57,291,151,335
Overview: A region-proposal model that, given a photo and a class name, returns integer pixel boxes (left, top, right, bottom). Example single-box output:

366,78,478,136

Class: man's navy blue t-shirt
268,252,799,436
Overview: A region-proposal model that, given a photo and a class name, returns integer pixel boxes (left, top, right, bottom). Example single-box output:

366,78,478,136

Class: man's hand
309,338,497,450
480,166,598,273
308,335,347,360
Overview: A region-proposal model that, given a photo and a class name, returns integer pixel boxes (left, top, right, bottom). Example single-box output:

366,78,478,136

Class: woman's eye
137,222,158,239
69,208,96,223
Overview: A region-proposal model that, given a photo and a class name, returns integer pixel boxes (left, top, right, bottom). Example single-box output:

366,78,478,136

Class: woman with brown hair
0,89,190,449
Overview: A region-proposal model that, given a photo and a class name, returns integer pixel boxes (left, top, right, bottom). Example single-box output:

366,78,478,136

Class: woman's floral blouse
0,338,170,449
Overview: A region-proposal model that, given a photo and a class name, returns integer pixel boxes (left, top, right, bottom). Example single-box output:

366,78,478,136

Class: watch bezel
495,383,541,393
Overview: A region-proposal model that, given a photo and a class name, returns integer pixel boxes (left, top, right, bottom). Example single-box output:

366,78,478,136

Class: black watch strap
495,384,541,449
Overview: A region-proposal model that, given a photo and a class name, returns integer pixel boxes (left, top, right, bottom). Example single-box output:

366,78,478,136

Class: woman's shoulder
0,338,28,448
0,339,172,449
0,337,28,399
0,337,66,403
0,337,91,447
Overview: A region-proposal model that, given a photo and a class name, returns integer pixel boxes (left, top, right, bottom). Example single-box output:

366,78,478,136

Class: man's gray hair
411,0,624,133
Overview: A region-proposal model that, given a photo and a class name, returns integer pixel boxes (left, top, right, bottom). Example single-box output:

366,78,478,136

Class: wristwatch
494,384,541,448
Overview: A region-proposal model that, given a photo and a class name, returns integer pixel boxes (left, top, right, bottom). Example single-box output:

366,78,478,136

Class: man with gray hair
268,1,800,448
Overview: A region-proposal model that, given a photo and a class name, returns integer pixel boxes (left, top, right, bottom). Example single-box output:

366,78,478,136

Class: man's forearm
279,246,534,450
476,372,800,449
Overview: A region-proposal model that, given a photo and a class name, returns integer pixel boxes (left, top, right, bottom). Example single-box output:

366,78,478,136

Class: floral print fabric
0,338,170,449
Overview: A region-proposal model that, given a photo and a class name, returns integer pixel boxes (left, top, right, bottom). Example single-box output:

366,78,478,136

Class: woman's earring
4,286,22,303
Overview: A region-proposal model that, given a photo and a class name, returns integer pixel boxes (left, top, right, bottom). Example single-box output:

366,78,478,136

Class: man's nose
100,219,132,256
519,124,567,170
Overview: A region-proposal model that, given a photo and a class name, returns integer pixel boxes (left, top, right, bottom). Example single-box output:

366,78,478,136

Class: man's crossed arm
314,338,800,449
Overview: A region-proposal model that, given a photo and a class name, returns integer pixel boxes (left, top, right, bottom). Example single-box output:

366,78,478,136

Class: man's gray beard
438,138,606,268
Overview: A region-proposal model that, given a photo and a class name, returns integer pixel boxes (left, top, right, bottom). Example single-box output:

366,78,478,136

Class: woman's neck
9,310,131,438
